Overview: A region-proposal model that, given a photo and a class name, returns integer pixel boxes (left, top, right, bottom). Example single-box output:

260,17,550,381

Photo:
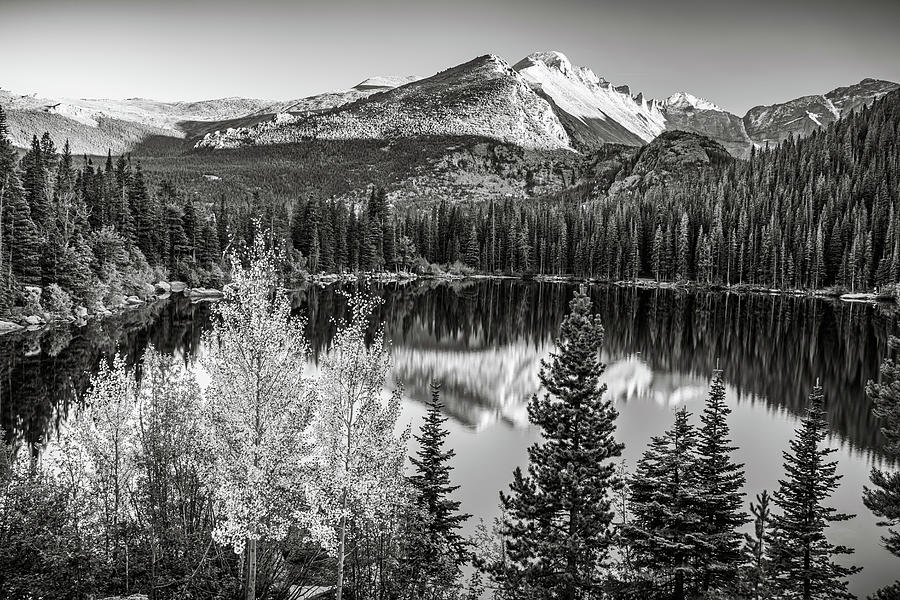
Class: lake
1,279,896,597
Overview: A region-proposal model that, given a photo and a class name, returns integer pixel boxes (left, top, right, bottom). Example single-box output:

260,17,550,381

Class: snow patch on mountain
354,75,420,90
514,51,666,145
662,92,723,112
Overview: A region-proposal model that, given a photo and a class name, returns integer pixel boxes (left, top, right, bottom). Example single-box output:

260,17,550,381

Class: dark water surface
2,280,897,596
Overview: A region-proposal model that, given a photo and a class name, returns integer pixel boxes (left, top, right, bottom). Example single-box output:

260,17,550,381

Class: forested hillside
390,89,900,291
0,106,225,321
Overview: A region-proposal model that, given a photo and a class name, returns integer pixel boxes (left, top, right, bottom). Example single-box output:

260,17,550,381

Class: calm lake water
1,280,897,597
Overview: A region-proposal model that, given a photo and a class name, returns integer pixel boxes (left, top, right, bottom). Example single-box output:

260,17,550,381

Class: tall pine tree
625,407,703,600
499,287,623,599
695,368,748,593
769,382,860,600
403,382,471,598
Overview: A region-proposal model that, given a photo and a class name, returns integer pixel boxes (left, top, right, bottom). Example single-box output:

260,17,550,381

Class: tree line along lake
0,279,895,597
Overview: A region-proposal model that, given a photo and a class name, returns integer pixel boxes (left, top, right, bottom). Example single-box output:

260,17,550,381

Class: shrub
446,260,475,276
42,284,73,318
0,452,98,599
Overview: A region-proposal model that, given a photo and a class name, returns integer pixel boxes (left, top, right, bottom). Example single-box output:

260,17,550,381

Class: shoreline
305,270,897,303
5,271,892,336
0,281,224,336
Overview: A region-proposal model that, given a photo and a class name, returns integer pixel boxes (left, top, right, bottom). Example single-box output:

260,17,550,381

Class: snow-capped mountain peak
526,51,574,75
513,50,665,148
663,91,723,112
517,51,608,88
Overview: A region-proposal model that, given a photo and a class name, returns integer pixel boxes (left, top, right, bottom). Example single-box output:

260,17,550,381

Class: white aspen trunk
246,537,257,600
335,491,348,600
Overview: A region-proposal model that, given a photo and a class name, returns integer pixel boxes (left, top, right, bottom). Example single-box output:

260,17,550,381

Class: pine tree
21,135,51,230
695,368,747,593
499,287,624,599
677,212,690,281
863,336,900,596
769,382,860,600
3,172,42,286
165,204,189,273
625,407,703,600
404,382,471,598
182,199,198,262
128,163,155,262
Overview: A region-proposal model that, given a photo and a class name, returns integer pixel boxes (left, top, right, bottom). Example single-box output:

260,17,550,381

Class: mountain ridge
1,52,896,158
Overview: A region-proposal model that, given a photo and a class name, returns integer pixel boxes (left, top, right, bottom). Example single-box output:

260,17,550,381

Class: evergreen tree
182,199,198,262
465,222,480,269
695,368,748,593
217,192,229,252
769,382,860,600
128,163,155,261
625,407,702,600
499,287,624,599
3,172,42,286
21,135,51,230
403,382,471,598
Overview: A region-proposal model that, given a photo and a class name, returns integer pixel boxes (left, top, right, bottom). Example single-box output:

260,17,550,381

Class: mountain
254,75,421,115
659,92,753,158
513,51,666,148
743,78,898,147
0,75,421,155
195,51,895,160
0,89,274,154
515,53,896,158
197,55,573,151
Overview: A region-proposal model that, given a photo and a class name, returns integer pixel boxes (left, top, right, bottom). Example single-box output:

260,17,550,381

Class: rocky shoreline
0,281,224,336
308,270,898,304
4,271,890,337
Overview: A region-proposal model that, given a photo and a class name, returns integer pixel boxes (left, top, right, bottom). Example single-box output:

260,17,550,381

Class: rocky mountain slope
743,78,898,147
659,92,753,158
197,55,573,151
0,89,274,154
256,75,420,115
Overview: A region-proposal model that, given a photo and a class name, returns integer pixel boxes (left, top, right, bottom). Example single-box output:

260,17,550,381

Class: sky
2,0,899,115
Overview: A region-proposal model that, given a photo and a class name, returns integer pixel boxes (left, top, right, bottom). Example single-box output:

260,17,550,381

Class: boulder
92,301,112,316
74,305,88,319
155,281,172,294
140,282,156,298
0,320,23,333
24,315,43,326
189,287,224,299
169,281,187,293
23,285,42,301
126,295,144,305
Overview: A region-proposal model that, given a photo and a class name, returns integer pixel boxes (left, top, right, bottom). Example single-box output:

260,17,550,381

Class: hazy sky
2,0,899,115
